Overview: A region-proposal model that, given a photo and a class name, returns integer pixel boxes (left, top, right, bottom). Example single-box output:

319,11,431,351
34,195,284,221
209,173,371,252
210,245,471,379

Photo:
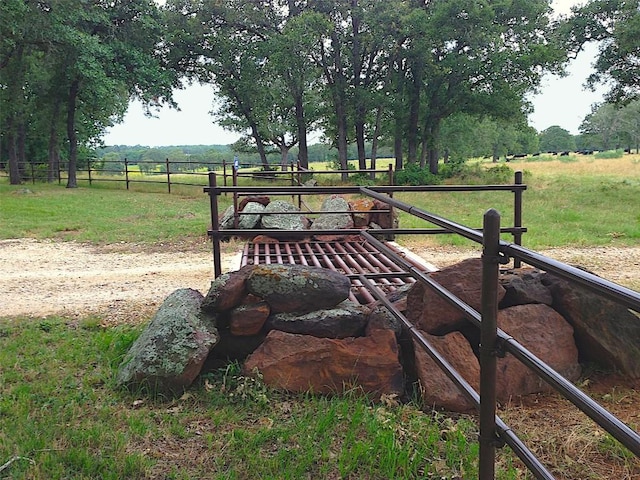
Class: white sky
103,0,605,147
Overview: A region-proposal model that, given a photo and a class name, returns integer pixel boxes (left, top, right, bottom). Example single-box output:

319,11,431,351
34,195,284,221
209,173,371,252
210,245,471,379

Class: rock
229,301,270,336
406,258,506,334
311,195,353,231
237,202,265,229
261,200,307,230
219,205,236,229
205,330,266,367
495,304,581,400
413,331,480,412
369,199,398,230
201,265,256,313
246,264,351,314
244,329,404,398
349,198,376,227
543,274,640,377
116,289,219,395
266,301,368,338
365,304,403,338
238,196,270,211
252,235,280,244
499,268,552,308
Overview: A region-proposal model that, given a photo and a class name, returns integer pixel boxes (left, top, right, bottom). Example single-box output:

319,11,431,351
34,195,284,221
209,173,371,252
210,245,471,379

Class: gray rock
219,205,236,229
247,264,351,314
261,200,307,230
116,289,219,395
500,268,553,308
238,202,265,229
311,196,353,230
266,300,368,338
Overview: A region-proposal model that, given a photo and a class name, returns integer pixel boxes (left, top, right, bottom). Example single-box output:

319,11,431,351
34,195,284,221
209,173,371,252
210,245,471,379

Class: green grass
0,317,518,479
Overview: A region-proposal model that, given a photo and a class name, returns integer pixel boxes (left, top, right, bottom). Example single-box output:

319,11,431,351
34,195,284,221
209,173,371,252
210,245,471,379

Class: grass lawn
1,153,639,479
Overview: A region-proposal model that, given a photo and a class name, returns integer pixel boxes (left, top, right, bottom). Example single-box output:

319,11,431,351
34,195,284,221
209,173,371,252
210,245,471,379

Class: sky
102,0,606,147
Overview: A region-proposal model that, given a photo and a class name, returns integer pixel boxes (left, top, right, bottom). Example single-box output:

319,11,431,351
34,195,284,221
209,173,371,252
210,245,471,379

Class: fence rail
205,171,640,479
0,158,393,193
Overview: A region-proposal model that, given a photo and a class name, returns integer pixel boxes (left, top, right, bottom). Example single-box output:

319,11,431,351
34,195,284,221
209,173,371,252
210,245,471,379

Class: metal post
125,158,130,190
513,171,523,268
479,208,501,480
208,172,222,277
232,165,239,229
166,158,171,193
88,158,92,186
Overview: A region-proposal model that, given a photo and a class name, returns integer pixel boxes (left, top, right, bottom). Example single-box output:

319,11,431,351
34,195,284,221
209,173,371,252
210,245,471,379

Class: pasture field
1,154,639,479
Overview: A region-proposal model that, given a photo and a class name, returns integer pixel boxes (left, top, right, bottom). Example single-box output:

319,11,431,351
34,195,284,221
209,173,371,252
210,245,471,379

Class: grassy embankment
1,153,639,479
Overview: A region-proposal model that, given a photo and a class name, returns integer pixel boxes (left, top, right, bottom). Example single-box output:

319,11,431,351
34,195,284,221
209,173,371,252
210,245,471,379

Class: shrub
394,163,441,186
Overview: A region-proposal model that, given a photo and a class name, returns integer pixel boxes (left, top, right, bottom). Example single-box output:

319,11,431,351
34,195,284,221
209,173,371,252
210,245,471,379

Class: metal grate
240,239,436,305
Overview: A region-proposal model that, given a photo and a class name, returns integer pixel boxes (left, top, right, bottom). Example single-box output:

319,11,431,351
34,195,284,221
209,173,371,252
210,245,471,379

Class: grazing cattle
560,151,570,156
513,153,527,159
532,152,541,157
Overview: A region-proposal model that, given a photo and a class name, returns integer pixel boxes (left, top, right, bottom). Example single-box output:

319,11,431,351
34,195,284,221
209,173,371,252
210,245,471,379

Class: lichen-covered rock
311,195,353,231
261,200,307,230
266,300,368,338
116,288,219,395
246,264,351,314
219,205,236,230
237,202,265,229
499,268,552,308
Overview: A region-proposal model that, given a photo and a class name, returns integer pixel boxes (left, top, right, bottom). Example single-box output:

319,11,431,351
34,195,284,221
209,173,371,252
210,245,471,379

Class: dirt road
2,238,639,323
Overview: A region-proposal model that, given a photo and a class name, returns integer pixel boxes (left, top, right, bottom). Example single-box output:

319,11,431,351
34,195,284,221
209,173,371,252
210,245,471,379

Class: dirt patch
2,238,639,323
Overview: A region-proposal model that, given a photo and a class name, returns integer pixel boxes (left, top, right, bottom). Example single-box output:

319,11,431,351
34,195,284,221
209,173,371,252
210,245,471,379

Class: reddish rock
251,235,280,244
349,198,375,227
238,196,270,211
496,304,581,400
201,265,256,313
243,329,404,398
543,274,640,377
370,199,398,229
312,234,362,242
229,302,270,336
413,331,480,412
406,258,506,334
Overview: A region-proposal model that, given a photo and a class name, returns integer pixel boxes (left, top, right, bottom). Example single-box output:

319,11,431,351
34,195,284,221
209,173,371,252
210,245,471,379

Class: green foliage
394,163,442,186
595,149,625,159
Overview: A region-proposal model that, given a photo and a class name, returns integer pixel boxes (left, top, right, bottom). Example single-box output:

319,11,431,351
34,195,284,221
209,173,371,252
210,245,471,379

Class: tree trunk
280,145,290,171
249,122,270,170
428,148,439,175
6,116,21,185
66,79,80,188
406,69,422,165
394,113,403,171
17,122,26,179
48,100,61,182
294,95,309,169
370,106,382,179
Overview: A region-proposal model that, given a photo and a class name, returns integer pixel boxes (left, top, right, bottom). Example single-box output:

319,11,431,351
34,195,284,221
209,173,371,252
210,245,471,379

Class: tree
566,0,640,103
539,126,576,153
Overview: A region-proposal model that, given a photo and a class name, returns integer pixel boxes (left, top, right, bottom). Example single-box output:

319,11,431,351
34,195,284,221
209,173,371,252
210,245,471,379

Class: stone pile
116,259,640,413
218,195,398,238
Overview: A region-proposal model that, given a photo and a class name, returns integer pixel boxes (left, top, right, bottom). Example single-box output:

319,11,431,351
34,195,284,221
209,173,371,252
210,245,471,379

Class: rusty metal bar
318,242,376,304
513,171,524,268
479,209,501,480
358,275,556,480
208,172,223,277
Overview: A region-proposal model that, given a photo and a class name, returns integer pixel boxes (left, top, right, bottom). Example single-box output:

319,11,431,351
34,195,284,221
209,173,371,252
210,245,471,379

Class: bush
394,163,441,186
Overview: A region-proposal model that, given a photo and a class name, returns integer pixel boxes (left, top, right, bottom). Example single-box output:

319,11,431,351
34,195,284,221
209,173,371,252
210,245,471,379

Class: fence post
125,158,130,190
479,208,501,480
513,171,523,268
30,162,35,184
208,172,222,278
232,164,239,229
166,158,171,194
88,158,92,186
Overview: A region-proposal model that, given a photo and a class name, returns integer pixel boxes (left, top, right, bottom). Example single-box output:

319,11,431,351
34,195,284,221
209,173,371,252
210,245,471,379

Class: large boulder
243,329,404,398
237,202,265,229
495,303,581,400
246,264,351,314
266,301,368,338
406,258,506,334
311,195,353,231
261,200,307,230
413,331,480,412
229,301,270,336
543,274,640,377
116,289,219,395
